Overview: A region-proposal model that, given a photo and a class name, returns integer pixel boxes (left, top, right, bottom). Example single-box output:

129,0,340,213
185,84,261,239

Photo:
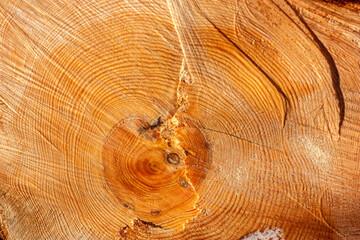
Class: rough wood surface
0,0,360,239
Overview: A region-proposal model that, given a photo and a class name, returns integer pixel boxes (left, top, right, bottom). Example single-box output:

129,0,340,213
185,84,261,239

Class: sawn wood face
0,0,359,239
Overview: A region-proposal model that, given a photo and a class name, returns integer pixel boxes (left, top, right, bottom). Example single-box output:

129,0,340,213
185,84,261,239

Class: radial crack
285,0,345,134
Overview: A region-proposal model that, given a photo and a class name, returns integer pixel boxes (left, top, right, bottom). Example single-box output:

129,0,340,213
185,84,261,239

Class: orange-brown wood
0,0,360,239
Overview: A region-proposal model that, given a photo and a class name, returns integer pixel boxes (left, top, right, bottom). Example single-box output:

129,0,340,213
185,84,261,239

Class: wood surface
0,0,360,239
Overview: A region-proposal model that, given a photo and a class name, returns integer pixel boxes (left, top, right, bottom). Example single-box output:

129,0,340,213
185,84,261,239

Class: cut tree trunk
0,0,360,239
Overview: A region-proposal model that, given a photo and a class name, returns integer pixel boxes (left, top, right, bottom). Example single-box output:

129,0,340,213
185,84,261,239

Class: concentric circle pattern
103,117,209,229
0,0,360,239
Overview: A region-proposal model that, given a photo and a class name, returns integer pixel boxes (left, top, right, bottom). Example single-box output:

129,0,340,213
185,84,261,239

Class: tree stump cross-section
0,0,360,239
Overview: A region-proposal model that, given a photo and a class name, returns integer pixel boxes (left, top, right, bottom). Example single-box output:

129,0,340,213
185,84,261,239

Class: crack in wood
285,0,345,134
200,126,283,152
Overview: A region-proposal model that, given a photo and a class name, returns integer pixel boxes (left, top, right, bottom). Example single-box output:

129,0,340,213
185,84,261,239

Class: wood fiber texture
0,0,360,239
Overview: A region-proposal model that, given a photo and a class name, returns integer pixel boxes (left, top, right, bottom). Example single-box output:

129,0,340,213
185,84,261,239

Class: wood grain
0,0,359,239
